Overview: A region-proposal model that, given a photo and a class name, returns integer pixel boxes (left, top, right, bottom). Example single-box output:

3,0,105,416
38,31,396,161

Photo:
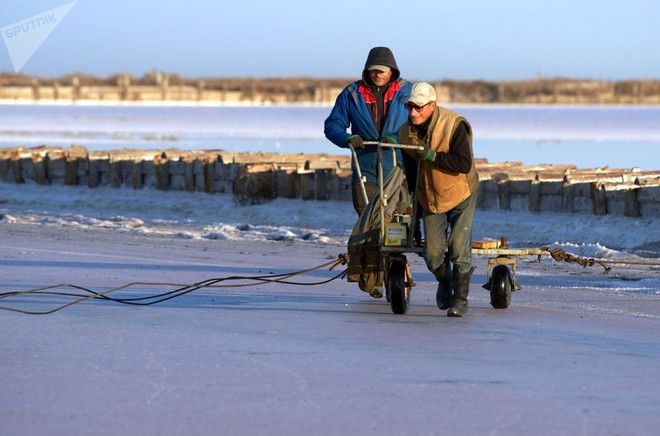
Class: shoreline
3,75,659,106
0,98,334,108
2,98,660,109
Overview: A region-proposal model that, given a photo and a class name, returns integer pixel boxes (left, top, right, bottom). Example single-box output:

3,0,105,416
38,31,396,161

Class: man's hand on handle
347,135,364,149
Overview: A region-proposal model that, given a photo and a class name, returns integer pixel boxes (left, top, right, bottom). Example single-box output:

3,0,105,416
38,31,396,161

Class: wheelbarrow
349,140,425,314
350,142,546,314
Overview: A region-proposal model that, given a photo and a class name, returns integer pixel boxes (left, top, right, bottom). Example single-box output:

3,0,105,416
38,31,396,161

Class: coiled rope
541,247,612,273
540,247,660,274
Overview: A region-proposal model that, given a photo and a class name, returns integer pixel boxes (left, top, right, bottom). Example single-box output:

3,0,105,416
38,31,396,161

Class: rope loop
542,247,611,274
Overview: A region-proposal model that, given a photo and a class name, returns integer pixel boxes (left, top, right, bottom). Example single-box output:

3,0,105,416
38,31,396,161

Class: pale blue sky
1,0,658,80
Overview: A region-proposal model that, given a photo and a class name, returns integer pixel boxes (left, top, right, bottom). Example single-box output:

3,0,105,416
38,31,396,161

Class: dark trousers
352,181,379,216
422,191,477,275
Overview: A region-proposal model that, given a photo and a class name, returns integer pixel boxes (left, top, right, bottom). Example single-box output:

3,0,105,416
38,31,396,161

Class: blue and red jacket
324,78,411,184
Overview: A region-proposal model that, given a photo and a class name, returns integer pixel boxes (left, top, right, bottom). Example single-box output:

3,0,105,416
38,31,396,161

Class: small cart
353,141,425,314
352,142,546,314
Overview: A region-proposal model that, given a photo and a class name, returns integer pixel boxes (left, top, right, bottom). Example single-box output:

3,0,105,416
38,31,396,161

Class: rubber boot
434,257,452,310
447,266,473,317
370,286,383,299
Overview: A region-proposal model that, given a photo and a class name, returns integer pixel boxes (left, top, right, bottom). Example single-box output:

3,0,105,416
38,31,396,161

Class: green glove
381,135,398,144
347,135,364,149
417,145,436,161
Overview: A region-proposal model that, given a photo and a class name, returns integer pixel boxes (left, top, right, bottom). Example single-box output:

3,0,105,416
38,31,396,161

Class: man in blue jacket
324,47,412,215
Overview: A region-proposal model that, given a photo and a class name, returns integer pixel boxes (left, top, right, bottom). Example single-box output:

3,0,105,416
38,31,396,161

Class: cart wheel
490,265,512,309
389,260,409,314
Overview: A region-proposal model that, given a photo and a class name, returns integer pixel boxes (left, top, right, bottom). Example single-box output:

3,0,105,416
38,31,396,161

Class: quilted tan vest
400,106,479,214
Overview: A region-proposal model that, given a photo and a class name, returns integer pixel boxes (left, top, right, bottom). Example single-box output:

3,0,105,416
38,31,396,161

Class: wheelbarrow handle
363,141,425,151
348,143,369,207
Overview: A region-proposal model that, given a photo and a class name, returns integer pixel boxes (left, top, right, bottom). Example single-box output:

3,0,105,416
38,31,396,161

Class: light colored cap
368,64,391,73
407,82,436,106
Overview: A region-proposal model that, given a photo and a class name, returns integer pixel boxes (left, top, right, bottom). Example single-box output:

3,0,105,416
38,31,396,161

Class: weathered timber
0,145,657,218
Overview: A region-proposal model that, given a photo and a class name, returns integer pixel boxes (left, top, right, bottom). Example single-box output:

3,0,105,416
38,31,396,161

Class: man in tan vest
399,82,479,317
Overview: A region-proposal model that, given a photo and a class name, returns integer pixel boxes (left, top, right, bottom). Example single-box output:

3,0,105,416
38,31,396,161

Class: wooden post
109,159,123,188
590,182,607,215
498,181,511,210
168,159,184,190
624,189,640,217
476,179,498,210
32,153,48,185
203,156,216,193
132,159,143,189
539,181,563,212
154,154,169,190
46,151,66,184
529,180,541,212
76,155,88,186
328,171,351,201
0,153,10,182
193,158,205,191
315,170,329,200
287,172,299,198
275,169,287,198
561,182,575,213
141,160,156,188
65,155,79,186
88,158,101,188
299,172,313,200
476,180,488,210
279,170,298,198
508,180,530,210
184,159,195,191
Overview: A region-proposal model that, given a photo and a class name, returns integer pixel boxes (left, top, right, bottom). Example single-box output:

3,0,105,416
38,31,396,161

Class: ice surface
1,220,659,435
1,104,659,169
1,102,659,434
2,182,658,260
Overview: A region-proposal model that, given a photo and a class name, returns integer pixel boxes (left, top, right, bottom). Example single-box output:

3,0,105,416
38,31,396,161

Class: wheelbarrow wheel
490,264,512,309
389,260,409,314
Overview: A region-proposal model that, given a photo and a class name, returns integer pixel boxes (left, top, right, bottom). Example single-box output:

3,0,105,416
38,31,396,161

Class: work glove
346,135,364,149
416,144,436,161
381,135,398,144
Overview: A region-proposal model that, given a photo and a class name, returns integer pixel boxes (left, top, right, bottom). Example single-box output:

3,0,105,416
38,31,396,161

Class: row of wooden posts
0,146,354,202
0,146,658,218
